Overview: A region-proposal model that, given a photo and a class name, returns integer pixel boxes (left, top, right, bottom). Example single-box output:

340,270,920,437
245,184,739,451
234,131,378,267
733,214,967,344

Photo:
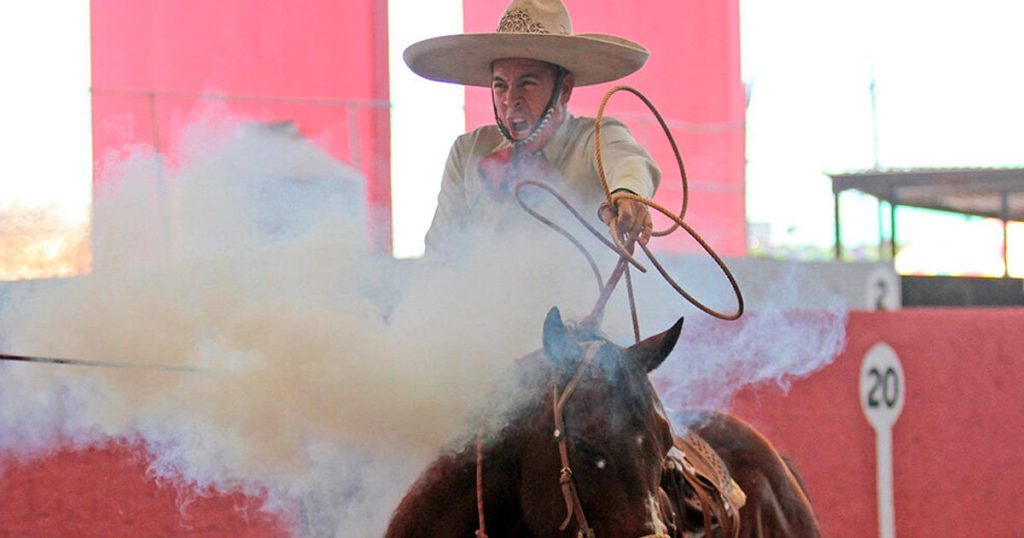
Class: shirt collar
540,113,575,162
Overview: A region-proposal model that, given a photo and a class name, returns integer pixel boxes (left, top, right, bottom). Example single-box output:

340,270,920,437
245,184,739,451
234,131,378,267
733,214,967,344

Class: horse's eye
571,435,597,457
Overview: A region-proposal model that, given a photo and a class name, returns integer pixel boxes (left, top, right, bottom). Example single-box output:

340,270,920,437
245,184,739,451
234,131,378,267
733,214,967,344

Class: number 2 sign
860,342,906,538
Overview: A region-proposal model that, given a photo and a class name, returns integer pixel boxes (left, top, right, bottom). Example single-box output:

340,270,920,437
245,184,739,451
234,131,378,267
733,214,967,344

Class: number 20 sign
860,342,906,538
860,342,906,428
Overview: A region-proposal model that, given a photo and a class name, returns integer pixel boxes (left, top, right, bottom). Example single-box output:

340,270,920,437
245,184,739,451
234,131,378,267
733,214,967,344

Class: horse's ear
542,306,568,364
625,317,684,372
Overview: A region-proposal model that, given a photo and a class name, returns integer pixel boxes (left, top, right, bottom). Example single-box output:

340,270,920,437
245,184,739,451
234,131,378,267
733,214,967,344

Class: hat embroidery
497,8,551,34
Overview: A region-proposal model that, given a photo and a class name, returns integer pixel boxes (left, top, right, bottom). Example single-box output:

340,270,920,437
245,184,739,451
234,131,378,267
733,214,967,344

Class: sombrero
403,0,649,88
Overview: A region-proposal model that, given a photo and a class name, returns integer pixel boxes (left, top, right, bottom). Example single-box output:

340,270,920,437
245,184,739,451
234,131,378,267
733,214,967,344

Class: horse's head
517,306,682,537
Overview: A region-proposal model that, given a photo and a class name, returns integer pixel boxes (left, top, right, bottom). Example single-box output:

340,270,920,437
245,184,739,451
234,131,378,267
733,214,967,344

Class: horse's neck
453,378,549,535
386,426,526,537
488,366,561,530
388,357,553,537
459,430,529,535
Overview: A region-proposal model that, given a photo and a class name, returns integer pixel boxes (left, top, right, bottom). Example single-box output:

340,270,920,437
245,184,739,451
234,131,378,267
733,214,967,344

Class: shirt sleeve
586,118,661,199
423,138,469,255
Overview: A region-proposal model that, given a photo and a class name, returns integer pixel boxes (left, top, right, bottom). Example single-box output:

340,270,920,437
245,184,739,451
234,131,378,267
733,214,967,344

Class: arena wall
2,308,1021,535
728,308,1024,537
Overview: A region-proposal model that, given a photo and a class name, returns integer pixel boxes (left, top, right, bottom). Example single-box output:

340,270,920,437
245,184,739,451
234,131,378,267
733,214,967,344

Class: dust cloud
0,115,846,536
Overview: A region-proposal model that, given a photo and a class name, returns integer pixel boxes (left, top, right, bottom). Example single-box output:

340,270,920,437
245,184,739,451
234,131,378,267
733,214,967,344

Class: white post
874,426,895,538
860,342,905,538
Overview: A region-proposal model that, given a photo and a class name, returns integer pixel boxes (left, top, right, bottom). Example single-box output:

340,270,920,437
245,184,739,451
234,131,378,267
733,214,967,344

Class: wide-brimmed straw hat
403,0,649,88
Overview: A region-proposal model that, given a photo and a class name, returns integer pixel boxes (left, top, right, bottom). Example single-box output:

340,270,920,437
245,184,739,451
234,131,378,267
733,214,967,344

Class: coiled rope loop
595,85,743,321
515,85,744,334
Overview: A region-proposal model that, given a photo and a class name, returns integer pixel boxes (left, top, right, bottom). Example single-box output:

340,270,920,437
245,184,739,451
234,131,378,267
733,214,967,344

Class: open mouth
509,118,531,135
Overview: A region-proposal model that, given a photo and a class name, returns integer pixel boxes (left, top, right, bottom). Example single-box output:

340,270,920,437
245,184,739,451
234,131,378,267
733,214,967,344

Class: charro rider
403,0,661,256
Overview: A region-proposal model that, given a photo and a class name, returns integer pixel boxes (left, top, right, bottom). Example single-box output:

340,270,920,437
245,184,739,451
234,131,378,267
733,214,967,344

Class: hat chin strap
494,68,567,150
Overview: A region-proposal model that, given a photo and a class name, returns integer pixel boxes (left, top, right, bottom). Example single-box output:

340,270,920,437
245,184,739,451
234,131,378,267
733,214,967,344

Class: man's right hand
599,195,653,247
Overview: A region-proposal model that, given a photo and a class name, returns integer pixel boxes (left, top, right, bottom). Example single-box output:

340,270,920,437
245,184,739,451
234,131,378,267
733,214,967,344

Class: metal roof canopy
828,167,1024,276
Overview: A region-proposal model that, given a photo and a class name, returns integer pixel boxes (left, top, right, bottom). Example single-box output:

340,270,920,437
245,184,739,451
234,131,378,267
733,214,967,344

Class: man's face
491,58,571,141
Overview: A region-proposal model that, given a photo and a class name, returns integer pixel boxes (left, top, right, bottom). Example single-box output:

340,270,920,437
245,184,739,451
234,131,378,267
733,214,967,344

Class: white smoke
0,114,847,536
0,115,598,535
599,254,849,418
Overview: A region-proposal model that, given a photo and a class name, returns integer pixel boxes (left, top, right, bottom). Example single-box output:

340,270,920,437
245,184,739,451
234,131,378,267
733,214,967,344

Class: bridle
475,339,670,538
551,340,602,538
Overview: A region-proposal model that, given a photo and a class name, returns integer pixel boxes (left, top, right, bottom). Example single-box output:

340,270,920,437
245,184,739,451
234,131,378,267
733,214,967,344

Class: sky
388,0,465,259
740,0,1024,273
1,0,1023,275
0,4,91,221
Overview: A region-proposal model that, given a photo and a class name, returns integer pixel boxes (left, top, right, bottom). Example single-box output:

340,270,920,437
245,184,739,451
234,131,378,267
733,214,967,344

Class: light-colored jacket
425,114,660,255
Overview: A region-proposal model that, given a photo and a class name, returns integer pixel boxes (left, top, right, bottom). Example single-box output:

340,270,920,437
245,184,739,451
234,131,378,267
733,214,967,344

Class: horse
384,307,820,537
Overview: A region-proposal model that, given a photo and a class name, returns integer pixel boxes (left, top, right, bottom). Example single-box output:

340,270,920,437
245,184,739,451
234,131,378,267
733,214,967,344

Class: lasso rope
0,352,201,372
515,85,744,343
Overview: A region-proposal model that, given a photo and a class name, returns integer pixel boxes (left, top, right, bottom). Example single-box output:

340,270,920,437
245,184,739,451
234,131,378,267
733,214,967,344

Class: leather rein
476,340,669,538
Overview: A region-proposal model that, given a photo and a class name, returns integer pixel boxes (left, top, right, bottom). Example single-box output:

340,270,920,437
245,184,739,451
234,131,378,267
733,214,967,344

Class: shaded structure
830,167,1024,277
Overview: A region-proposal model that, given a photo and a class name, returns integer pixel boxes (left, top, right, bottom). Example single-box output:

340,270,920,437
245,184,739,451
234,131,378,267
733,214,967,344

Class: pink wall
463,0,747,256
90,0,744,257
722,309,1024,536
0,442,289,536
90,0,391,250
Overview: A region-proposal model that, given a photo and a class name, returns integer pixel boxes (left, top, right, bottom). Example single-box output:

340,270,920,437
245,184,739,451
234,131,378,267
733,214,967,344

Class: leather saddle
660,431,746,537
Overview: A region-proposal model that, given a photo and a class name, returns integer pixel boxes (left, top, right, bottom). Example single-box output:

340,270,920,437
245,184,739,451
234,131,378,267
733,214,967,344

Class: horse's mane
562,320,611,345
448,324,596,447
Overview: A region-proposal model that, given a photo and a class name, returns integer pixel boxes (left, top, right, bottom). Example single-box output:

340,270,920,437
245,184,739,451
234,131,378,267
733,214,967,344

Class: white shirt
425,114,660,255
